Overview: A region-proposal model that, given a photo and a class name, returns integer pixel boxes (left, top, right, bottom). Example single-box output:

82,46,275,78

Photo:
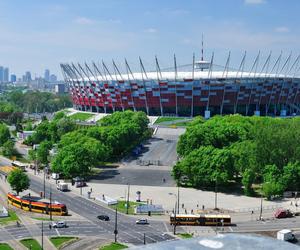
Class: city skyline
0,0,300,78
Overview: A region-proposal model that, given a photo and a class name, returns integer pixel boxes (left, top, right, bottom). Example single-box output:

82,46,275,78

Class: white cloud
144,28,157,33
245,0,266,4
275,26,290,33
74,17,95,25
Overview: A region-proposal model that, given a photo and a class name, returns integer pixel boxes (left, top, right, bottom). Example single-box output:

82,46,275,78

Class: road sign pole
144,233,146,244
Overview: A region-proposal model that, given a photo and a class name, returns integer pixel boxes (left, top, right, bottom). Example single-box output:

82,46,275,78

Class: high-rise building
3,68,9,82
10,74,17,82
50,74,57,83
0,66,3,83
24,71,32,82
44,69,50,82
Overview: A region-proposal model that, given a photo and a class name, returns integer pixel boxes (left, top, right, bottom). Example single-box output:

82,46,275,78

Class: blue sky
0,0,299,79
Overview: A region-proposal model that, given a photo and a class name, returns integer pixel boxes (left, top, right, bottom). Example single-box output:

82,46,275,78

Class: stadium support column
234,52,247,114
155,56,164,116
92,62,107,113
139,57,149,115
267,52,282,115
125,59,137,112
246,51,260,116
278,53,292,116
220,51,231,115
205,52,214,119
258,52,272,115
191,53,195,117
174,54,178,116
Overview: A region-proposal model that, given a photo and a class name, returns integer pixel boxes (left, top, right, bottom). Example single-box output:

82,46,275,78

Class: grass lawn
20,239,42,250
109,200,142,215
154,117,183,124
69,112,94,121
0,210,19,225
100,242,128,250
0,243,13,250
172,121,192,127
178,233,193,239
50,236,77,248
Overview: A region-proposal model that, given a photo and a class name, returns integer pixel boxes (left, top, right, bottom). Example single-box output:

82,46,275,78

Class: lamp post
114,207,118,243
214,179,218,210
259,195,263,220
177,186,180,214
49,184,52,221
126,183,130,214
169,192,177,235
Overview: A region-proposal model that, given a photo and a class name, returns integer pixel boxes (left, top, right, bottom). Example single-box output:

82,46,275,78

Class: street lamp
114,207,118,243
259,195,263,220
49,183,52,221
169,192,177,235
41,221,44,250
214,179,218,210
126,183,130,214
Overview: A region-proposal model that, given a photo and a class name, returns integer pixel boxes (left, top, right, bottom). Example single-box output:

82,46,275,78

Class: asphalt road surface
28,175,175,245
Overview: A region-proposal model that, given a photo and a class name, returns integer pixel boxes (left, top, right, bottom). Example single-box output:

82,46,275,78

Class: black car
97,215,110,221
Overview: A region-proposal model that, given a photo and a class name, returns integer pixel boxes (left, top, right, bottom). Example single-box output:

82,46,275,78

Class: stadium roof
71,71,293,82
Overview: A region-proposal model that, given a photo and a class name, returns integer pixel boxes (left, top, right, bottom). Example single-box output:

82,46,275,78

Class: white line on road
229,227,233,232
55,228,60,236
163,222,170,233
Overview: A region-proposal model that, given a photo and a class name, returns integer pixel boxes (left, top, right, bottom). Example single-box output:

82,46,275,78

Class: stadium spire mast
201,34,204,72
201,34,204,61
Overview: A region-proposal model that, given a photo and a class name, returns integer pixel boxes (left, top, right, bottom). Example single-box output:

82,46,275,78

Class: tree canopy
174,115,300,198
7,168,30,195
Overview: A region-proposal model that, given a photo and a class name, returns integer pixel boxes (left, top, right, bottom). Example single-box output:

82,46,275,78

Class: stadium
61,52,300,118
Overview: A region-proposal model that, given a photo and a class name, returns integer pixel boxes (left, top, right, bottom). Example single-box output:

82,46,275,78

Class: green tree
2,140,15,158
7,168,30,195
0,123,10,145
36,140,53,166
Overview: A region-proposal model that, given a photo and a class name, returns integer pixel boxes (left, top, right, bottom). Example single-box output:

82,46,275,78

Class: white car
136,219,149,225
52,221,67,228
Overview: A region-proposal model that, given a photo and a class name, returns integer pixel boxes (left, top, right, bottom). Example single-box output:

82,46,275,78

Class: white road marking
55,228,60,236
229,227,233,232
163,222,170,233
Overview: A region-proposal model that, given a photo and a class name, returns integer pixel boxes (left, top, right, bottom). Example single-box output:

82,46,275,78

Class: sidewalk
2,154,297,221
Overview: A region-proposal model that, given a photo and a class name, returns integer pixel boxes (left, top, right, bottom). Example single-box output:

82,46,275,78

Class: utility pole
49,184,52,221
174,201,177,235
41,221,44,250
126,183,130,214
114,208,118,242
144,233,146,245
43,168,46,199
259,195,263,220
214,179,218,210
177,186,180,214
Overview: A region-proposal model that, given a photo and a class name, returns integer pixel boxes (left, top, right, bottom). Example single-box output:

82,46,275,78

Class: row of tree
1,90,72,113
28,111,151,179
173,115,300,199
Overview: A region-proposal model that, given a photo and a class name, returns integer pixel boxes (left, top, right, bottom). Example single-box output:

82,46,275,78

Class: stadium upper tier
61,54,300,117
72,71,291,82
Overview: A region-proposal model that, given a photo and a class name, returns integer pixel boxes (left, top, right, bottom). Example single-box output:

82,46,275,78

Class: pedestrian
185,209,187,214
162,178,166,183
49,224,52,230
182,203,184,209
191,209,193,214
90,188,92,193
202,205,205,210
291,201,293,206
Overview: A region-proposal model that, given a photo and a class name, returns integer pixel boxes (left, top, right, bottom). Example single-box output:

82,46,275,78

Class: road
28,175,175,245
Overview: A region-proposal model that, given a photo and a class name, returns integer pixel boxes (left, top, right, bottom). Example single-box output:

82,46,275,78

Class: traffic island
20,238,42,250
50,236,79,249
99,242,128,250
0,210,19,225
0,243,13,250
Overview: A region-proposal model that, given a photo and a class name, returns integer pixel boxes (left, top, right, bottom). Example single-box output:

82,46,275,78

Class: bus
11,161,28,171
7,193,68,216
170,213,231,226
